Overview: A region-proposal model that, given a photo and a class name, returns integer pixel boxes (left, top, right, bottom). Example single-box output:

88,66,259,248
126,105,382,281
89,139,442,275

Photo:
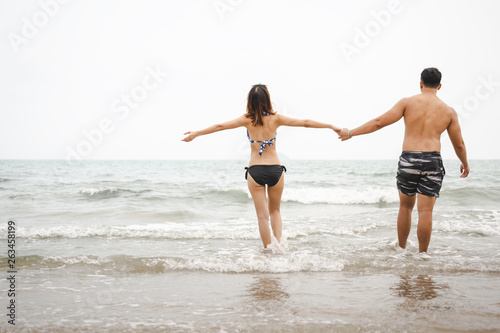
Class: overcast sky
1,0,499,161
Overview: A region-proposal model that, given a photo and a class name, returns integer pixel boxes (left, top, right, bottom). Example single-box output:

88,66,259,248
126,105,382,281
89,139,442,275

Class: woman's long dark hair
246,84,276,126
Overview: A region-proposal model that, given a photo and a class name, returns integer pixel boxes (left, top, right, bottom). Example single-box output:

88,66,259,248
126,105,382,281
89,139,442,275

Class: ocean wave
0,222,388,240
7,193,33,200
443,186,500,202
195,186,400,205
3,244,499,274
79,187,153,198
346,170,394,177
196,188,251,203
282,187,399,205
344,255,500,273
142,252,345,273
1,249,345,273
1,255,111,269
342,240,500,273
80,187,120,197
0,223,257,240
436,210,500,236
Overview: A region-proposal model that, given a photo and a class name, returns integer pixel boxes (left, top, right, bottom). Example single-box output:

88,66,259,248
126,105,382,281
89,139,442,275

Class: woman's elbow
374,118,385,129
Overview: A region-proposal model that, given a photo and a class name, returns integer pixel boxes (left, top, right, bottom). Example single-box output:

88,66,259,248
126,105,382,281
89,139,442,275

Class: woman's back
246,114,281,165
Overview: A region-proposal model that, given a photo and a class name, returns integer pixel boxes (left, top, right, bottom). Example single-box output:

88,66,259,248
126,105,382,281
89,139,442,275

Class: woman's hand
338,128,351,141
182,131,199,142
331,124,342,134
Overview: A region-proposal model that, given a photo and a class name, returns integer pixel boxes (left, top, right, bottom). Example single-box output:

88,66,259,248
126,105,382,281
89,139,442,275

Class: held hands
181,131,199,142
338,128,351,141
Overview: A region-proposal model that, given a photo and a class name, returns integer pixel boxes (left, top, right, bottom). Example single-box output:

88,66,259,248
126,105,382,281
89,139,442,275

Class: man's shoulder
406,94,453,109
406,93,422,100
399,94,420,109
402,94,424,107
437,99,455,115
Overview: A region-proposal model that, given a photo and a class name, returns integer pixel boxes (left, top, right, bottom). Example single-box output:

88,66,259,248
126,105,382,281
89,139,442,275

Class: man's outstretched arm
338,98,407,141
447,108,470,178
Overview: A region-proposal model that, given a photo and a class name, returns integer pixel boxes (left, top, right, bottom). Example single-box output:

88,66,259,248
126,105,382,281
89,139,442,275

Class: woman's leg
247,174,271,247
267,172,284,243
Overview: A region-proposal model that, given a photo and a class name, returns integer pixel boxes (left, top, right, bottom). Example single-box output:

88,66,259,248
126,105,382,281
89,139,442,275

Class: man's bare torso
402,92,453,152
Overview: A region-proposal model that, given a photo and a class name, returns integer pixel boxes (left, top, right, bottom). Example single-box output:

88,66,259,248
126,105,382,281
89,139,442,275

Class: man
338,68,469,253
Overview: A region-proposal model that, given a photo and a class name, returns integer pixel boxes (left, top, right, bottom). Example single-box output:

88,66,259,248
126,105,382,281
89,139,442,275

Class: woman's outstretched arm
276,114,341,133
182,115,247,142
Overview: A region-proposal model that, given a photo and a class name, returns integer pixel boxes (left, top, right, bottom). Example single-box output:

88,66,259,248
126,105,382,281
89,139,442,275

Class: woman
182,84,341,248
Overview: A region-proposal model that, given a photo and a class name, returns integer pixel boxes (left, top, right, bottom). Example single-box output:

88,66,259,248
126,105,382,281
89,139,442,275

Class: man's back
338,67,469,253
402,92,453,152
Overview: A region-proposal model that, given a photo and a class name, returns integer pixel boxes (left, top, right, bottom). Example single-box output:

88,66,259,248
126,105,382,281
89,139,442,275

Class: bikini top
246,112,276,156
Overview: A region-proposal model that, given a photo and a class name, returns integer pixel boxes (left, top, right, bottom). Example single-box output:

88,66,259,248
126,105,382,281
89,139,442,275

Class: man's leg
397,191,416,249
416,194,437,253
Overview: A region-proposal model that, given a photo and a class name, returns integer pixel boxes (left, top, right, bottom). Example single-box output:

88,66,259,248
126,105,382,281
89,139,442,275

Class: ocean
0,159,499,332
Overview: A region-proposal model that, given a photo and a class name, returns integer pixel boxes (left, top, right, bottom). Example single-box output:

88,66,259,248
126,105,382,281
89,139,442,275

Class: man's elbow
454,142,466,152
215,124,225,132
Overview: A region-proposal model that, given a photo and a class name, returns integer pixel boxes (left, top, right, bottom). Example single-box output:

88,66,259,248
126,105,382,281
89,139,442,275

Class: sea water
0,159,499,332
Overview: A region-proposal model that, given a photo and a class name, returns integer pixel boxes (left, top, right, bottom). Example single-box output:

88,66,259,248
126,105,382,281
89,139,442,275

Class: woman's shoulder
269,112,285,123
267,111,280,118
240,114,254,128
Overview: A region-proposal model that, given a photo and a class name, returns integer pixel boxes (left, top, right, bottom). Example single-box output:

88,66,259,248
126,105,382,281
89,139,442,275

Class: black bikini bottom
245,165,287,187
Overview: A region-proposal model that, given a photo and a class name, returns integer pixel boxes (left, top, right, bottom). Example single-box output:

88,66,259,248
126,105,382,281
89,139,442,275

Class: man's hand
338,128,350,141
460,164,470,178
182,131,198,142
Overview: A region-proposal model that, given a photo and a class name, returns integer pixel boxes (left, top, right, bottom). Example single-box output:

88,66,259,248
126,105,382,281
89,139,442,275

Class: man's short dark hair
421,68,442,88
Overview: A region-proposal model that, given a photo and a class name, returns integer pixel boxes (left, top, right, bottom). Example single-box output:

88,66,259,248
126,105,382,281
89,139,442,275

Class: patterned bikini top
246,112,276,156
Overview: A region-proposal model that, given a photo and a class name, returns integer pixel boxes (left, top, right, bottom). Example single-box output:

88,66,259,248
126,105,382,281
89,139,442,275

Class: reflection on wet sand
238,275,293,328
245,275,290,302
391,275,450,310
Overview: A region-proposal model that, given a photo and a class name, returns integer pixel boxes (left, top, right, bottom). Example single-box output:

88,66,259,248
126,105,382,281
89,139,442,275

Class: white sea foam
42,255,109,266
436,211,500,236
267,235,289,255
437,220,500,236
143,248,345,273
80,187,118,196
17,246,500,274
18,249,345,273
282,186,399,205
212,185,399,205
6,221,388,240
10,223,258,240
